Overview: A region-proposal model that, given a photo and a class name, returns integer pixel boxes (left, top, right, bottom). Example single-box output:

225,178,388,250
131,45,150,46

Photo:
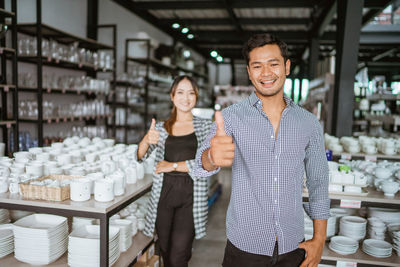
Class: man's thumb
150,118,156,130
215,111,226,136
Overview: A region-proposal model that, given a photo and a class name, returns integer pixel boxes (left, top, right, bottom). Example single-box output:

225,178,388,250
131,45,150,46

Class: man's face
246,44,290,97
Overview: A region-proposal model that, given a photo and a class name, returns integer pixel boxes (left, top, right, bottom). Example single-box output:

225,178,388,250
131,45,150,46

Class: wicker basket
19,174,83,202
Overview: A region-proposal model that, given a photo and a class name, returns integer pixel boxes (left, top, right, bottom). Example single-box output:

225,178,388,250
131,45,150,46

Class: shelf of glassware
322,243,400,267
0,232,154,267
332,152,400,161
302,187,400,205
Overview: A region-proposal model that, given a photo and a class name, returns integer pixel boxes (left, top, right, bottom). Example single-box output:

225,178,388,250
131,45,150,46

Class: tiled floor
189,168,231,267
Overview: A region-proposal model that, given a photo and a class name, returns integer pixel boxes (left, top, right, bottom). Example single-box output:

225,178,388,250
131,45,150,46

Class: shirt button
270,135,273,139
274,178,277,182
274,200,277,204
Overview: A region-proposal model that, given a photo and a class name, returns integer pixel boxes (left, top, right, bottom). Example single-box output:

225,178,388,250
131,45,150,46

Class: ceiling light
172,23,180,29
216,56,223,62
181,27,189,34
210,50,218,57
187,34,194,39
183,50,191,58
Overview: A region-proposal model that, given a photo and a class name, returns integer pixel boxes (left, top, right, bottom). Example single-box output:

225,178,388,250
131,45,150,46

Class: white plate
330,236,359,247
14,214,67,231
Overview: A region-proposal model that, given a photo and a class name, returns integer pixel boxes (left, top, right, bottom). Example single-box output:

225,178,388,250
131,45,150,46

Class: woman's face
171,79,197,113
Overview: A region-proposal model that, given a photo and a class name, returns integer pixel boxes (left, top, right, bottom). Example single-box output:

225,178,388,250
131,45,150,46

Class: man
194,33,330,267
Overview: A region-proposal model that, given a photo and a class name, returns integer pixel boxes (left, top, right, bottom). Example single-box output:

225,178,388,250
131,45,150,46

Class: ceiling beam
221,0,244,36
111,0,208,58
131,0,320,10
310,0,337,37
160,18,311,26
362,0,394,25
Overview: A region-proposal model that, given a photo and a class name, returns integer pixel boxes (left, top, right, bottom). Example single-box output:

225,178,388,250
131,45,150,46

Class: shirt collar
249,91,295,109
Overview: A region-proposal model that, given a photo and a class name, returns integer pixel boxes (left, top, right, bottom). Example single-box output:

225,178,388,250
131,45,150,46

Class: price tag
62,88,66,94
55,59,60,64
337,261,357,267
364,155,377,162
47,88,51,93
6,122,11,128
154,235,158,242
340,199,361,209
4,86,9,92
63,117,67,122
79,116,83,121
47,56,51,62
77,90,81,95
341,153,352,160
55,118,59,123
78,63,82,68
137,251,142,259
47,119,51,123
0,48,3,54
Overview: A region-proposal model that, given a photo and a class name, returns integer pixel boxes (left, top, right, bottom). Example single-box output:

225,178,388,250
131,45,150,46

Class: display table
0,175,153,267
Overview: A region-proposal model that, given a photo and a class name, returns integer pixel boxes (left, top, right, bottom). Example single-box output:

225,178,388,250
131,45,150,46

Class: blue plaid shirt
195,92,330,256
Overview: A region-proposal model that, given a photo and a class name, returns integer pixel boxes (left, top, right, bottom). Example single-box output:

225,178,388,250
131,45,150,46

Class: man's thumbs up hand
208,111,235,167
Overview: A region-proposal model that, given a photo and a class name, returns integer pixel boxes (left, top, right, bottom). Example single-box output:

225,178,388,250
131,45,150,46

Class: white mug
9,182,19,194
70,178,91,202
94,179,114,202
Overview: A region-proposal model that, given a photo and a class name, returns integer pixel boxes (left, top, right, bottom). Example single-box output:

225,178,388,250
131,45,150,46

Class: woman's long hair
164,75,199,135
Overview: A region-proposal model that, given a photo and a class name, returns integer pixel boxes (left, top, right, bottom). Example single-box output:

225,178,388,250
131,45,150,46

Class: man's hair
242,33,289,65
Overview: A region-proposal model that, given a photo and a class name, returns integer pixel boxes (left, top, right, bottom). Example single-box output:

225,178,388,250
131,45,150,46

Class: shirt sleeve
194,122,220,177
304,119,330,220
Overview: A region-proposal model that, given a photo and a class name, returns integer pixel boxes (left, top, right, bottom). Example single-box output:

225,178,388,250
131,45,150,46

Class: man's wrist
208,149,217,167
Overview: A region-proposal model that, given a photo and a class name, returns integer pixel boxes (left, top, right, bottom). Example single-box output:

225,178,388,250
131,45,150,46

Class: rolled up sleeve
304,120,330,220
194,122,221,177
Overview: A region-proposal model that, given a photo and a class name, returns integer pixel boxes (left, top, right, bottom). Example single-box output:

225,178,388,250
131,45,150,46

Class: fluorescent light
181,27,189,34
172,23,180,29
183,50,191,58
210,50,218,57
187,34,194,39
216,56,223,62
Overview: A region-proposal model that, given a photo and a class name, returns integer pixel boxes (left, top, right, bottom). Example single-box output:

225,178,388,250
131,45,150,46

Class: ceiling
113,0,400,79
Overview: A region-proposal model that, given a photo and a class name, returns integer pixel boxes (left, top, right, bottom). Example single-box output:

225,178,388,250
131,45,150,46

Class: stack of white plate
0,228,14,258
367,217,387,240
72,217,96,231
68,225,120,267
362,239,392,258
13,214,68,265
388,223,400,256
330,208,355,234
368,207,400,224
328,236,359,255
0,209,10,224
110,219,132,252
339,216,367,241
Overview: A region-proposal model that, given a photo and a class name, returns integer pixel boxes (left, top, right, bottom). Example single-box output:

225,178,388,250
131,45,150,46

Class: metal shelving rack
120,38,209,144
0,175,154,267
0,0,18,155
16,0,116,147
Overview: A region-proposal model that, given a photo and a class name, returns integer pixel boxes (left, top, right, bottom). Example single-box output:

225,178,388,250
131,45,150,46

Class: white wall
10,0,87,38
98,0,173,74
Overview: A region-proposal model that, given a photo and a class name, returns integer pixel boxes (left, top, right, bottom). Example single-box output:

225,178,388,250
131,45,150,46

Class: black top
164,132,197,177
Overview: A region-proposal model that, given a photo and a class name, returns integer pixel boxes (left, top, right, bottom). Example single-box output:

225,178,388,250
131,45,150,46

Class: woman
137,75,213,267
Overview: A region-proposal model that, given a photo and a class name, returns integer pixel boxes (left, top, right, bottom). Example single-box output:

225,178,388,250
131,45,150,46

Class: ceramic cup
94,179,114,202
70,178,91,201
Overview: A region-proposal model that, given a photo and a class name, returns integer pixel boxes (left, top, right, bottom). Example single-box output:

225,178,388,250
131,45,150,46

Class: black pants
155,174,195,267
222,239,306,267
